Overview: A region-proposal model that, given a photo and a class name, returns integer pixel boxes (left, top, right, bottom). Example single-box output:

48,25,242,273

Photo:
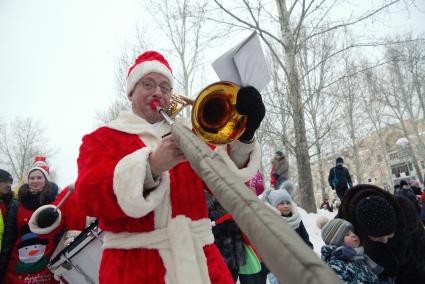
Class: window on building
389,152,398,161
391,162,410,178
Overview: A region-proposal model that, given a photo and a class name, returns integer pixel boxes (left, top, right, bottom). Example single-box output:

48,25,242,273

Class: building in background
311,120,425,206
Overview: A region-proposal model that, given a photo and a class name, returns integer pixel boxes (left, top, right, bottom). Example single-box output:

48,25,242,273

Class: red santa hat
28,156,50,181
127,51,174,96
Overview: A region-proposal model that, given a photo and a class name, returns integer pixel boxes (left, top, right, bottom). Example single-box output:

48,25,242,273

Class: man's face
128,72,172,123
0,181,12,195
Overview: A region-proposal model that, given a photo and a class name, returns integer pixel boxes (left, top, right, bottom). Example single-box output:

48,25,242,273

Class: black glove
36,207,59,228
236,86,265,142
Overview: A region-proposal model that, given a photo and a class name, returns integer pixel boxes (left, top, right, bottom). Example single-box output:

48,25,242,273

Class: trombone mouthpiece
150,100,161,111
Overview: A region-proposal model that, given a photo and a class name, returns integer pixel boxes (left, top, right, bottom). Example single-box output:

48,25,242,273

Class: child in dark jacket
320,218,381,283
267,189,313,284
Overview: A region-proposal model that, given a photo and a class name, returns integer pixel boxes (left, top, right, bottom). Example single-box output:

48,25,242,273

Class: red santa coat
52,186,87,232
75,112,260,284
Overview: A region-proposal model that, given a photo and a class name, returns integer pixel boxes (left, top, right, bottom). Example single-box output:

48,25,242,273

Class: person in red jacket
0,157,59,284
75,50,265,284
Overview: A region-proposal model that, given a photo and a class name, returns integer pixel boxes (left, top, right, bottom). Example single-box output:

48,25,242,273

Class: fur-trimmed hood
336,184,425,281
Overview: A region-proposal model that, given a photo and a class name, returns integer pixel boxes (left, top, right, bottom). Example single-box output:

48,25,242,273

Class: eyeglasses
136,79,172,95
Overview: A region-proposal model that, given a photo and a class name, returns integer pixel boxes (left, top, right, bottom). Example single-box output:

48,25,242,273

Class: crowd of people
1,50,425,284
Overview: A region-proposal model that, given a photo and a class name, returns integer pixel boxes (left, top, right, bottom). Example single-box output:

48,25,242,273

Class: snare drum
49,221,103,284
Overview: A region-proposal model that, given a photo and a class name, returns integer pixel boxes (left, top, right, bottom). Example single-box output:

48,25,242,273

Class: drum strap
103,215,213,284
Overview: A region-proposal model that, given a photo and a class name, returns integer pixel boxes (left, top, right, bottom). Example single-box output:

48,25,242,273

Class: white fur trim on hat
127,60,174,96
29,205,62,234
29,166,50,181
113,147,170,218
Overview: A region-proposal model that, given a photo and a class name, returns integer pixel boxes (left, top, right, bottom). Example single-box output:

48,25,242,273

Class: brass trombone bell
167,81,247,145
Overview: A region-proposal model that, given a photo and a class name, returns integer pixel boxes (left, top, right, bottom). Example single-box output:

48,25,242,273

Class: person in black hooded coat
205,190,246,283
336,184,425,284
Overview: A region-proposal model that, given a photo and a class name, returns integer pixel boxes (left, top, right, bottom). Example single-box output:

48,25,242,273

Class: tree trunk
316,143,328,200
377,127,394,189
400,121,424,184
276,0,316,212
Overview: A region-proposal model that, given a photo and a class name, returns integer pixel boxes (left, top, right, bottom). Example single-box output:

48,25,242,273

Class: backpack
333,167,348,189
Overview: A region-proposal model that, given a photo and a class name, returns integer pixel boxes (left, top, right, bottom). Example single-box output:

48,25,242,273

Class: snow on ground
236,207,336,283
299,207,337,256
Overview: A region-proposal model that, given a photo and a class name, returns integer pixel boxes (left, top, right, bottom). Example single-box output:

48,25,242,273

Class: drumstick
36,184,75,228
54,183,75,211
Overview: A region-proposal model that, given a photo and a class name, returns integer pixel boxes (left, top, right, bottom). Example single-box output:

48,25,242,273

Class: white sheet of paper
212,31,271,91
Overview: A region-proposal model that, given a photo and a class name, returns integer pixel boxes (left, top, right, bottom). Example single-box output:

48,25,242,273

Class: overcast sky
0,0,141,187
1,0,424,188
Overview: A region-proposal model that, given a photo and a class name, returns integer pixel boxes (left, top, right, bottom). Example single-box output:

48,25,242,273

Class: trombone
154,81,247,145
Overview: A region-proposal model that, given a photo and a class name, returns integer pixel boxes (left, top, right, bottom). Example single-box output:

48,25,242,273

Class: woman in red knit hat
0,157,60,283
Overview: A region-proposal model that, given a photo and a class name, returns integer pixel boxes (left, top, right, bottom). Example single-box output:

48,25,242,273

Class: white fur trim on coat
103,216,213,284
113,147,170,218
28,205,62,234
216,140,261,182
127,61,174,95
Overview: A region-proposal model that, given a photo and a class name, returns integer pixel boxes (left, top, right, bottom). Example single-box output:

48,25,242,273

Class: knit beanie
355,196,397,237
127,51,174,96
268,189,292,208
410,179,420,188
275,151,284,157
321,218,354,246
0,169,13,183
399,179,409,187
336,157,344,164
28,156,50,181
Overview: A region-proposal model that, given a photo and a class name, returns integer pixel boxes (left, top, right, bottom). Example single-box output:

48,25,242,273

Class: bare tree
337,59,367,184
397,34,425,120
145,0,231,118
387,38,425,160
95,33,147,125
257,50,294,177
210,0,402,212
361,64,394,188
299,31,339,200
381,40,425,184
0,117,55,184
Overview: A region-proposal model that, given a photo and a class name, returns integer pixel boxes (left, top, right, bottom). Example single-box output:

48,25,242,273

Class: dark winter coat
321,245,379,283
336,184,425,284
0,193,18,282
328,165,353,200
271,157,289,181
410,185,422,196
205,191,246,280
280,212,313,249
395,187,420,214
295,221,313,249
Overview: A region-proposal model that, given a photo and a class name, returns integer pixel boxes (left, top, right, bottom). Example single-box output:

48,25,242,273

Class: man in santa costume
75,50,265,284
